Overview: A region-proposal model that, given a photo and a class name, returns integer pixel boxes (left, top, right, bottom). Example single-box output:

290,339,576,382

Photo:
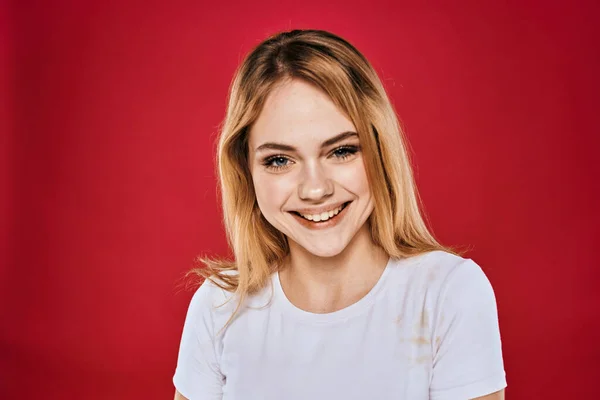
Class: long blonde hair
192,29,458,308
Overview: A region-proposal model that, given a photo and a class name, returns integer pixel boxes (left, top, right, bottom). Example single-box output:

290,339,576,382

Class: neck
279,224,389,314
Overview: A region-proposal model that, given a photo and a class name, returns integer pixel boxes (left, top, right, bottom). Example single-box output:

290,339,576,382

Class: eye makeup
260,144,361,172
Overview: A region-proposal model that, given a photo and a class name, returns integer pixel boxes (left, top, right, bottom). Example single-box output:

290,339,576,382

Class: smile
290,202,351,228
298,203,345,222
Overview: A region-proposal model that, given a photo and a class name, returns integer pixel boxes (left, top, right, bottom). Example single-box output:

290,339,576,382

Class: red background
2,1,599,398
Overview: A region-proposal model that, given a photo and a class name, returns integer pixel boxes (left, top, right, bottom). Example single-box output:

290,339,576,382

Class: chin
296,238,349,259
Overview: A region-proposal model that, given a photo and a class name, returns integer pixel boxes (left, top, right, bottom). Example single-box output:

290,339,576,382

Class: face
248,79,374,258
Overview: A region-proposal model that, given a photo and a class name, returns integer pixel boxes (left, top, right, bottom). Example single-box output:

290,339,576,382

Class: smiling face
248,79,375,259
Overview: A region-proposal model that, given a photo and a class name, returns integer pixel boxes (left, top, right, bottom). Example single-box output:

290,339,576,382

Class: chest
219,305,433,400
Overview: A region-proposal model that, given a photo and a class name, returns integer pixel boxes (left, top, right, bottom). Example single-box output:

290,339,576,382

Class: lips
289,201,351,229
296,203,345,222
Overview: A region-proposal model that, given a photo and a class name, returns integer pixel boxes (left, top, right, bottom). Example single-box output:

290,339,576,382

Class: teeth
299,204,344,222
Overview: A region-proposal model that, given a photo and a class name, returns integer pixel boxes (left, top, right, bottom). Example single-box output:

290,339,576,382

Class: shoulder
432,251,495,298
388,250,475,282
189,278,229,308
184,276,238,329
411,251,500,324
387,250,496,305
185,271,275,330
423,250,495,300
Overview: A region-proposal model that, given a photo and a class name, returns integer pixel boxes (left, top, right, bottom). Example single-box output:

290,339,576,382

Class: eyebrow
254,131,359,153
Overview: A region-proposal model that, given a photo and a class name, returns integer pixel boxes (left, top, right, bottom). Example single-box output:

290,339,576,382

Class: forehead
249,79,356,148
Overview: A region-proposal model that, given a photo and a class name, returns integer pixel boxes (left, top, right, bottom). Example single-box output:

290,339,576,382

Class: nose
298,161,334,201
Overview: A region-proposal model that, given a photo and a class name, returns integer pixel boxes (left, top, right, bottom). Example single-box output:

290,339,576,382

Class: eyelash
261,145,360,171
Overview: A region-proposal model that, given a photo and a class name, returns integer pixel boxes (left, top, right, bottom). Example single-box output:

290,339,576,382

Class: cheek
332,160,371,195
252,172,295,213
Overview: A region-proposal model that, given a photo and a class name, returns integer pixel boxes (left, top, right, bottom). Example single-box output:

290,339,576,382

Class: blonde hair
192,29,458,312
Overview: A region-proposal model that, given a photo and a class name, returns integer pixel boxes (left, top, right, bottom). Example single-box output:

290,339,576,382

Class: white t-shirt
173,250,507,400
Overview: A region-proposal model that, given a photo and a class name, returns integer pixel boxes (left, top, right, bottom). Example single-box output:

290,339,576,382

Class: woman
173,30,506,399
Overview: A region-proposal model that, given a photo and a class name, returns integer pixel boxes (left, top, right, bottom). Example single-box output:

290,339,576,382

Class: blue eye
331,145,359,159
271,157,288,167
263,155,292,171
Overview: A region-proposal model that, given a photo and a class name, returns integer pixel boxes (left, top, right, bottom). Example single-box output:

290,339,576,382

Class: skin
248,79,389,314
174,79,505,400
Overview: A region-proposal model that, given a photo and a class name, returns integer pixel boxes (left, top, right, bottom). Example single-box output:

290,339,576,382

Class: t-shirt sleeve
173,280,225,400
429,259,507,400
